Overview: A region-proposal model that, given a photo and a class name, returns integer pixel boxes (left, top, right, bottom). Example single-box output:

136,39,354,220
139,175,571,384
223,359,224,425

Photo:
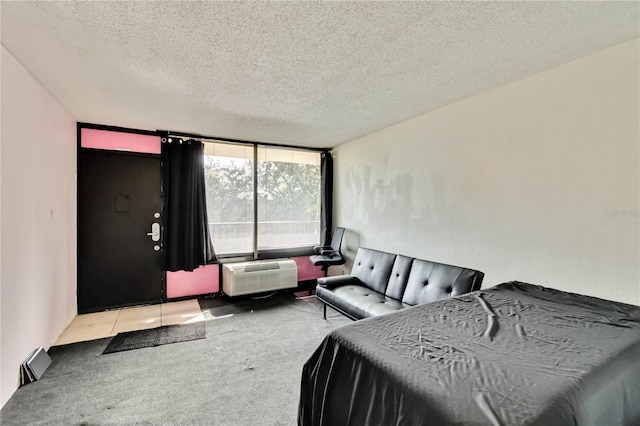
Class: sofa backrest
401,259,484,306
385,255,413,300
350,247,484,305
350,248,396,294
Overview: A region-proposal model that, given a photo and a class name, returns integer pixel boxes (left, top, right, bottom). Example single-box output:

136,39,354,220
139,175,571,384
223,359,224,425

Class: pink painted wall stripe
166,264,220,298
292,256,324,281
81,128,161,154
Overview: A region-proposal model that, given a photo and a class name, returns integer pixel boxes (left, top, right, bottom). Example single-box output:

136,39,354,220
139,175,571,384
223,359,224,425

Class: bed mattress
299,282,640,426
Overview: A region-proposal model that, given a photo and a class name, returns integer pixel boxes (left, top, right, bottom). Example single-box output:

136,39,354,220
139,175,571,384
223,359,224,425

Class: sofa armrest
317,275,363,290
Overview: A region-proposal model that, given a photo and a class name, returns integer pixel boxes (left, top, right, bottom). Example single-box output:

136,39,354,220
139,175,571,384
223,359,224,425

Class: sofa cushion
384,255,413,300
402,259,484,306
317,284,411,319
350,248,396,295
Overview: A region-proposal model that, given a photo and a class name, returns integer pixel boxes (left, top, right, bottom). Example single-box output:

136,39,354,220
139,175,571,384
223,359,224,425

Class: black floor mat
102,322,206,354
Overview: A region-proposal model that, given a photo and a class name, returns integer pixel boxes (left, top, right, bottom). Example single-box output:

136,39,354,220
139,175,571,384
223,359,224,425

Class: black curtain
161,137,216,272
320,151,333,246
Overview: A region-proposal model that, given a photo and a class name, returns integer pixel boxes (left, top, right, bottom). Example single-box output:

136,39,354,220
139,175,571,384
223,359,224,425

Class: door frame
77,122,167,312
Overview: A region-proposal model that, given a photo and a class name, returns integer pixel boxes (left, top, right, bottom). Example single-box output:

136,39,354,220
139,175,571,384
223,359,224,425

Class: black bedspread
299,282,640,426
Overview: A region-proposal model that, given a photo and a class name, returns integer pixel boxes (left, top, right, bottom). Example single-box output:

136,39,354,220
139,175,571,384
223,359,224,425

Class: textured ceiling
1,1,638,148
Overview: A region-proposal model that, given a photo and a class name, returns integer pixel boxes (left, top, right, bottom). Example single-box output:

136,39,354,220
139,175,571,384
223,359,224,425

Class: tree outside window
204,142,321,256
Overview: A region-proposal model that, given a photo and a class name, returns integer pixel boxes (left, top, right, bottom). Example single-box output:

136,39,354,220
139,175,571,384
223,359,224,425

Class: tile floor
53,299,205,346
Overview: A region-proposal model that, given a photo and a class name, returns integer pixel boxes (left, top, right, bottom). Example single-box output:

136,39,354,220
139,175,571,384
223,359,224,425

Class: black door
78,149,163,313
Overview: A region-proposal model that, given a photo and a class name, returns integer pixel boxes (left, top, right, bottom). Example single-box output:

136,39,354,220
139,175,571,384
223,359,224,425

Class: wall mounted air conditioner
222,259,298,296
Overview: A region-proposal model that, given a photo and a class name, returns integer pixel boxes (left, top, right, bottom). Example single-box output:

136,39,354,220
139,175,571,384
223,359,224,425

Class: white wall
334,38,639,305
0,46,77,407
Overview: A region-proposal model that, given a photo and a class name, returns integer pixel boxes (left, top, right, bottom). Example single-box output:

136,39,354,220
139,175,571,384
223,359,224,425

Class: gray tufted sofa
316,247,484,320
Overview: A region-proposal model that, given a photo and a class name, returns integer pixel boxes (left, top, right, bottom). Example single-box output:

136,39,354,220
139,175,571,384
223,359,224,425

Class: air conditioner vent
222,259,297,296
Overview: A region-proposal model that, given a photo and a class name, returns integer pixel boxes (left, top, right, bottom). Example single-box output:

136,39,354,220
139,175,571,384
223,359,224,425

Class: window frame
201,139,327,261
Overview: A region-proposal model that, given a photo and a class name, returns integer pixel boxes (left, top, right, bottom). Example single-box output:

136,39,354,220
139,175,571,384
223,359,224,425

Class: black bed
299,282,640,426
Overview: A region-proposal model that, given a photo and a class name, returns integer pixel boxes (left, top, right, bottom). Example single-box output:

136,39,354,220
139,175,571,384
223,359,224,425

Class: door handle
147,222,160,242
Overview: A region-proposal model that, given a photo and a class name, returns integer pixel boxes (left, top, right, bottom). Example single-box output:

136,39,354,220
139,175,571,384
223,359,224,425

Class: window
257,147,321,251
204,142,322,257
204,143,254,255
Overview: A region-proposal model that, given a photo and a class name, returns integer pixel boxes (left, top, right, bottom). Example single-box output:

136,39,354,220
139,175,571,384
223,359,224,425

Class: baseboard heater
222,259,298,296
20,347,52,386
